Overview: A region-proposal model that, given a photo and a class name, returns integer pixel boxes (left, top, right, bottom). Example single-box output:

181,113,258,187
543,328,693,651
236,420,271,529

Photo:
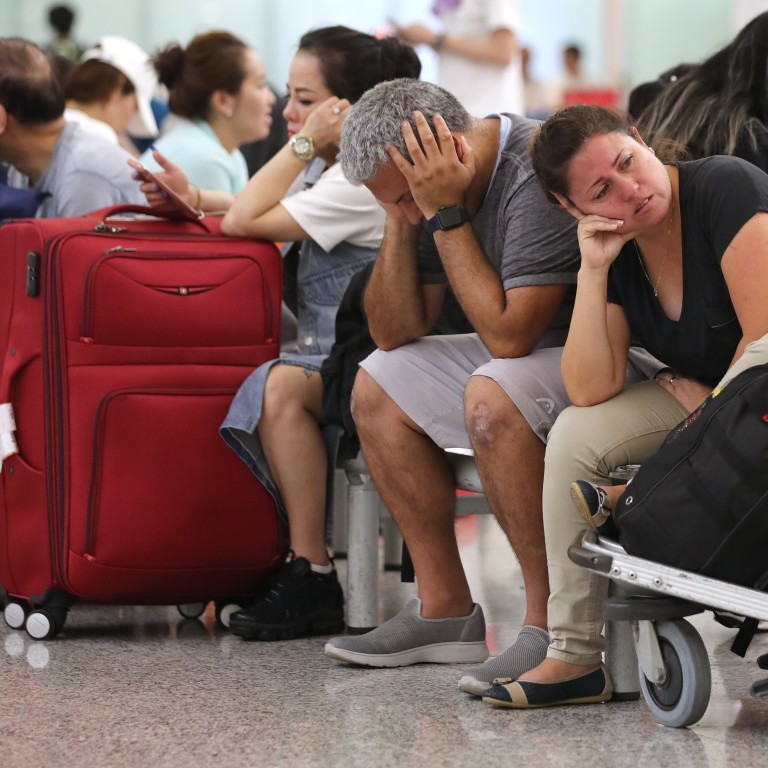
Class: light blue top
140,118,249,194
7,123,145,217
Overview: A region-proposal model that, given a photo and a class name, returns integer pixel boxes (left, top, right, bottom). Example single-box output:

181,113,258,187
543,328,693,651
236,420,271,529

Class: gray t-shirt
7,122,145,217
417,113,580,336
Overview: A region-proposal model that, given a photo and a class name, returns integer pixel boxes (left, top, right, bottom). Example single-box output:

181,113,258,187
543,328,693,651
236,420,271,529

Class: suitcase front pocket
82,251,274,347
79,387,278,576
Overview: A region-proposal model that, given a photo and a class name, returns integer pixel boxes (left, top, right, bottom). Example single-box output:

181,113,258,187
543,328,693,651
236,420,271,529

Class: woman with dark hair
636,12,768,171
139,31,275,193
140,26,421,641
478,104,768,709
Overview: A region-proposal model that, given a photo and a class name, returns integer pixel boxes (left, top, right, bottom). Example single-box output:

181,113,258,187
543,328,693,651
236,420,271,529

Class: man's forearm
434,226,563,358
365,218,430,350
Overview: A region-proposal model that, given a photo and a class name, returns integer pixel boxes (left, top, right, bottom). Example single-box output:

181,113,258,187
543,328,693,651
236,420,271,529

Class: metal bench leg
605,618,640,700
345,471,382,633
383,517,403,570
605,583,641,701
331,467,349,557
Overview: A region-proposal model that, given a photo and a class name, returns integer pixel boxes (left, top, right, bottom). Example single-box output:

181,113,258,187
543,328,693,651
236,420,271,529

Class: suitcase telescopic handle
87,205,219,234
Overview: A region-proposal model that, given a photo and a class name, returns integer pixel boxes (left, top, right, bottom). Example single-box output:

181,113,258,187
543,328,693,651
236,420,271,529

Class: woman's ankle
518,657,600,683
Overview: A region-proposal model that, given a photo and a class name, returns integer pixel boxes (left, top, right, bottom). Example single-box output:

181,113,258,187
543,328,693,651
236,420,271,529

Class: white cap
81,36,159,138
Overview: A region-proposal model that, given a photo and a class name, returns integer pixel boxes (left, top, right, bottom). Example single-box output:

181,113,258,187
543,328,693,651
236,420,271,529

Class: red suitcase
0,205,286,638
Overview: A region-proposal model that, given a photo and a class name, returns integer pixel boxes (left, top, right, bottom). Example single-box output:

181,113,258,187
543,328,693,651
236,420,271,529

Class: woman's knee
545,405,601,469
262,365,316,415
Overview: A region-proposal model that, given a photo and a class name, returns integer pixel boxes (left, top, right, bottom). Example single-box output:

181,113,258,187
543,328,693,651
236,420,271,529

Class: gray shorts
359,333,662,449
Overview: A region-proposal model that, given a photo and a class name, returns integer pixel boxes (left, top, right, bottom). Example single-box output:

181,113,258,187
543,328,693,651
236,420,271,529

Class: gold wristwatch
289,134,315,162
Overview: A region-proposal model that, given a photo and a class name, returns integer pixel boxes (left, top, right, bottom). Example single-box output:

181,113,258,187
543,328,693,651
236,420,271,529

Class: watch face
291,135,314,161
426,205,469,233
438,206,466,228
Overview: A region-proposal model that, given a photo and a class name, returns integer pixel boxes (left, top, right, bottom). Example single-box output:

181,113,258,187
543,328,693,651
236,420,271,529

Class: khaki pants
543,333,768,665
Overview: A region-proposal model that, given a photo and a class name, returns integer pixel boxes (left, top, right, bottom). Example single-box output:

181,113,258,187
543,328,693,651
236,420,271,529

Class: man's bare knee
350,369,383,427
464,377,522,450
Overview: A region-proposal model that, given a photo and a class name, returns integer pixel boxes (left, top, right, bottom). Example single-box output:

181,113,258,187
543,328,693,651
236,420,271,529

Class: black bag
320,263,473,460
0,164,49,219
320,262,377,459
615,363,768,588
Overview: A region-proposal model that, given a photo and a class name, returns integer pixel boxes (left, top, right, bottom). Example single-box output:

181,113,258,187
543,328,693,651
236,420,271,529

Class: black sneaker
229,555,345,641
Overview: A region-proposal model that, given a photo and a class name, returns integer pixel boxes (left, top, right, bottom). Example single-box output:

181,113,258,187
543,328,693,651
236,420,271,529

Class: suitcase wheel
638,618,711,728
177,602,207,620
215,601,244,629
3,600,29,630
25,607,67,641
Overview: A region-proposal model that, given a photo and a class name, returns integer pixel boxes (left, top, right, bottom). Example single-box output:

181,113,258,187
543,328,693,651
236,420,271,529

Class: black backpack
320,264,473,460
615,363,768,588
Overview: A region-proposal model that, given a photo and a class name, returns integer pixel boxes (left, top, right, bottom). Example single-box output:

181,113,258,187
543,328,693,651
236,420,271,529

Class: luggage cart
569,529,768,727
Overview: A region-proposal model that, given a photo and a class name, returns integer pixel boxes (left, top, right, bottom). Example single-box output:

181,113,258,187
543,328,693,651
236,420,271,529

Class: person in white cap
64,35,158,155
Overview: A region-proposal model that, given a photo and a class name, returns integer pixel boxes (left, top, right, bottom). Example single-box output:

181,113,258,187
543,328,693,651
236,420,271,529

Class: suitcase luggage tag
0,402,18,470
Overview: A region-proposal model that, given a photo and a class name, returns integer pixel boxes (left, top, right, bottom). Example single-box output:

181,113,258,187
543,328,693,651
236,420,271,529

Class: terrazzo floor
2,515,768,768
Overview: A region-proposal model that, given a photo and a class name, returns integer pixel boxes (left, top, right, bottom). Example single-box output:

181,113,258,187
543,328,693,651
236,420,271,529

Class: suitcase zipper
44,233,82,585
81,248,274,342
83,386,236,559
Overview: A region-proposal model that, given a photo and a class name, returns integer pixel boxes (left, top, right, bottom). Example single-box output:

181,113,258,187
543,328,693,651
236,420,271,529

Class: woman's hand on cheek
301,96,350,152
577,214,635,272
553,194,633,272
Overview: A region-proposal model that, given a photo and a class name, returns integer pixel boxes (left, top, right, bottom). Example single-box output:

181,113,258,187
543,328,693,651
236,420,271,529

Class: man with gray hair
0,37,144,218
323,78,580,693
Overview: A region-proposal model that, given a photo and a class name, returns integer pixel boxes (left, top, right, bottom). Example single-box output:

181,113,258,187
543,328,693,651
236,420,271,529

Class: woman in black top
482,104,768,709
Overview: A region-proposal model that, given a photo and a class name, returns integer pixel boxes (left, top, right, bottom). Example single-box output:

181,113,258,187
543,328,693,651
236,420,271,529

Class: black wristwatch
425,205,471,233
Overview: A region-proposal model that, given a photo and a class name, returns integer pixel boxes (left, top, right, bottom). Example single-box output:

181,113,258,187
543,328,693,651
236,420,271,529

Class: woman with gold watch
139,26,421,641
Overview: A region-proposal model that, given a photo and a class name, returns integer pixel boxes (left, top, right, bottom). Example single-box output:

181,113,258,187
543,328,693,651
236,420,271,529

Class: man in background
395,0,524,116
0,37,144,218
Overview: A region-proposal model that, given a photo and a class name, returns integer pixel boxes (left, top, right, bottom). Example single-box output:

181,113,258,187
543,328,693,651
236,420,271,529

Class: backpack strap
731,566,768,656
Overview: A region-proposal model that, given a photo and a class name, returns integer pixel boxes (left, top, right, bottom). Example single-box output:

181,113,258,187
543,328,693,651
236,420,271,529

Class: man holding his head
323,77,582,693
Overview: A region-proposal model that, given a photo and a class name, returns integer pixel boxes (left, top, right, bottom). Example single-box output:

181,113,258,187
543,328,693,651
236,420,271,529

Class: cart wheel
25,607,66,641
639,618,711,728
177,602,207,620
215,601,243,629
4,600,28,630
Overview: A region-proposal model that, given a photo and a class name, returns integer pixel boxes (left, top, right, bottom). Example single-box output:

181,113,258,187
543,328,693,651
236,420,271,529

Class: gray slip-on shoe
324,598,488,667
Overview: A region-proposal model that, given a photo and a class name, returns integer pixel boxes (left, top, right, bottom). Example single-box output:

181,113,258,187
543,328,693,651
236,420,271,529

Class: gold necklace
633,198,675,297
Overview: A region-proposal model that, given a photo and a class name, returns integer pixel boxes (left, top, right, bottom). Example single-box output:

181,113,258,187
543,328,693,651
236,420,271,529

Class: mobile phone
127,158,204,221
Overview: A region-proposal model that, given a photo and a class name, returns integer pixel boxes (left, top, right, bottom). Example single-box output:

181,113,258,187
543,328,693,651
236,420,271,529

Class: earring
224,109,233,118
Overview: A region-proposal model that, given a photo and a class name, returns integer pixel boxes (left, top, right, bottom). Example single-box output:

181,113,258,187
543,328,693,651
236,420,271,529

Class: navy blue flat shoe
482,663,613,709
570,480,621,539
